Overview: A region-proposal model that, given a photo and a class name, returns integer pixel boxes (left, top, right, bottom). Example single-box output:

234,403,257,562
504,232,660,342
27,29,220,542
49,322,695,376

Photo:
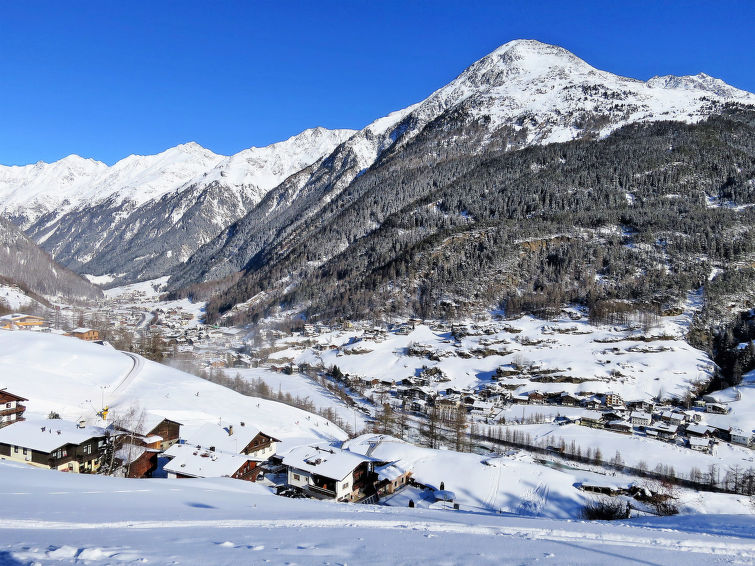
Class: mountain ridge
166,39,755,294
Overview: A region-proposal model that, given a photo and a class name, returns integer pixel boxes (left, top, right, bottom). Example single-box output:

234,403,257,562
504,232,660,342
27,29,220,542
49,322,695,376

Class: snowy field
228,367,372,431
1,460,754,566
493,422,755,481
344,434,754,518
704,368,755,437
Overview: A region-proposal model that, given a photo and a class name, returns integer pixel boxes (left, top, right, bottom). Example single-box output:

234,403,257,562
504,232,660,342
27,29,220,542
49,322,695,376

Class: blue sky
1,1,753,165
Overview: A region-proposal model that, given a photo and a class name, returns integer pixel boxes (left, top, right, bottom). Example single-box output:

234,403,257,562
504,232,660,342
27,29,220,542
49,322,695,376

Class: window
293,474,301,481
342,482,349,490
13,446,18,453
83,444,92,455
5,403,10,408
22,448,27,455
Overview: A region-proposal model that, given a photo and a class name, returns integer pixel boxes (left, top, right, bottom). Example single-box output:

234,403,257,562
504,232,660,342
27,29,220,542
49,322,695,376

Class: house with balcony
282,444,378,502
162,443,262,481
0,389,27,428
0,418,106,473
181,421,279,467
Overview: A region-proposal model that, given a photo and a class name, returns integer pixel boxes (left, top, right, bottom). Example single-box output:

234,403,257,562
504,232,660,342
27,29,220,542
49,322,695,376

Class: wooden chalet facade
0,419,106,473
283,444,378,502
163,443,263,481
0,389,27,428
67,328,100,341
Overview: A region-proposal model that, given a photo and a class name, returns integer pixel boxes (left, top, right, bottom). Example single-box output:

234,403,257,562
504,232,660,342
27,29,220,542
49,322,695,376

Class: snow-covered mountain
0,217,102,303
168,39,755,291
0,127,354,285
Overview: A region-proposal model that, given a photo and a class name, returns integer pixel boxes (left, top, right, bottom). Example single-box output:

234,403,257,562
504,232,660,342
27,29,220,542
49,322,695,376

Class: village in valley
1,277,754,516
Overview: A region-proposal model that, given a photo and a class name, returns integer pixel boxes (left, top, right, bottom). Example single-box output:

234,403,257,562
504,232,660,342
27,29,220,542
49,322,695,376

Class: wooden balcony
0,404,25,417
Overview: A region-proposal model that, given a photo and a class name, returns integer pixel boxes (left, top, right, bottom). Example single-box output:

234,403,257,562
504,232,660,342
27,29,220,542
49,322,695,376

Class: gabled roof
282,444,376,482
182,422,277,454
0,389,28,402
0,419,106,453
163,443,258,478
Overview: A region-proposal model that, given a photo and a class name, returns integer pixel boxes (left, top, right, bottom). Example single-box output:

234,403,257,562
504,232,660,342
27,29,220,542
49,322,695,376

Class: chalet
114,414,181,451
646,422,677,441
578,411,604,429
0,314,46,330
582,395,603,410
67,328,100,341
688,437,711,452
626,400,654,412
661,410,686,426
163,443,262,481
630,411,652,427
705,403,729,415
182,422,279,461
282,444,378,502
685,423,713,437
0,418,106,473
373,461,412,497
604,392,622,407
0,389,27,428
607,420,632,434
730,428,753,447
115,442,159,478
528,392,546,405
559,392,581,407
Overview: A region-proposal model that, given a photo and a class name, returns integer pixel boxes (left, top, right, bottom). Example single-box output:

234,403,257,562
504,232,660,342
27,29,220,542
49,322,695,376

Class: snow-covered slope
1,460,754,565
0,217,102,302
0,331,346,442
0,128,354,285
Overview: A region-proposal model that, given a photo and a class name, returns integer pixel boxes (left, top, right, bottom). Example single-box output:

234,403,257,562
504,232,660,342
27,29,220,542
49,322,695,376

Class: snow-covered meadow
1,460,754,566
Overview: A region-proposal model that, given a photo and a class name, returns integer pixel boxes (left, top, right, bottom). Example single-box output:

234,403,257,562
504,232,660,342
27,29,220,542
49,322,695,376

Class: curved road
110,351,145,396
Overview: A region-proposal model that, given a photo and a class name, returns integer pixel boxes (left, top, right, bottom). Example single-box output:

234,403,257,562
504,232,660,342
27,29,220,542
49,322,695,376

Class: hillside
0,217,102,304
0,331,345,443
153,41,755,336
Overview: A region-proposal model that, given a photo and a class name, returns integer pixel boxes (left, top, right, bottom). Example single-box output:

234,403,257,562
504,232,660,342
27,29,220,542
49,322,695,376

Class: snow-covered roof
182,422,266,454
631,411,652,421
70,327,93,334
685,423,712,435
282,444,376,481
163,443,257,478
0,419,106,453
375,461,409,482
689,437,710,448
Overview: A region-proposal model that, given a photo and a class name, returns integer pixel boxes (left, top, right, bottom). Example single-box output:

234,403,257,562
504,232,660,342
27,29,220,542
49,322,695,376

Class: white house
282,444,377,502
730,428,753,447
630,411,652,426
688,437,710,452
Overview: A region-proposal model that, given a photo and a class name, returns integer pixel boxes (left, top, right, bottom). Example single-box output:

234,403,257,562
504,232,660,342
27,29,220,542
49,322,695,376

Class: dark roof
0,389,28,402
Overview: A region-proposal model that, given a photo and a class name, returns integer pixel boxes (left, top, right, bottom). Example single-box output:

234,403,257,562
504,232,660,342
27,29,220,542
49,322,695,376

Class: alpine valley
3,39,755,566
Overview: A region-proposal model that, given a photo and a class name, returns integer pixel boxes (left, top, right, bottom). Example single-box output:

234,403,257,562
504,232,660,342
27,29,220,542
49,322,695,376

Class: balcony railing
0,404,25,417
306,484,336,498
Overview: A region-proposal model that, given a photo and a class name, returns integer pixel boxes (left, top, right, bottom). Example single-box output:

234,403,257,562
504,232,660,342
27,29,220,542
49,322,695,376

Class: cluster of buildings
0,386,414,506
